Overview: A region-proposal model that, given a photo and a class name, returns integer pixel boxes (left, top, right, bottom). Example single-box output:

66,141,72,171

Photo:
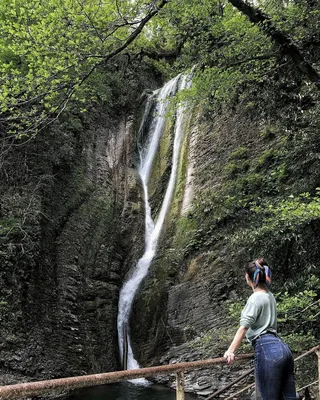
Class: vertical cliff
130,84,320,395
0,62,162,383
1,64,319,397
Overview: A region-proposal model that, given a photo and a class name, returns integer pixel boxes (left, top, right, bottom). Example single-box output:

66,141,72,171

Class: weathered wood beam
206,367,254,399
212,345,320,400
176,371,185,400
0,354,254,400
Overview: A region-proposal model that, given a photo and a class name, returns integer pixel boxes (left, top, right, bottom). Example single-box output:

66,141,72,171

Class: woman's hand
224,326,248,365
224,350,235,365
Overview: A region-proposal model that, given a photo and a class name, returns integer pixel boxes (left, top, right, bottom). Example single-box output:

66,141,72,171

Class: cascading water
117,74,191,374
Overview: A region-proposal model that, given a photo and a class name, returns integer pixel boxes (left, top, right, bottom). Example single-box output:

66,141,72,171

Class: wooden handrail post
316,350,320,399
176,371,185,400
122,324,128,370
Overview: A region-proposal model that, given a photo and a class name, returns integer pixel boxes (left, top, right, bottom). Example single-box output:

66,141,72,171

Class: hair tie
253,260,272,288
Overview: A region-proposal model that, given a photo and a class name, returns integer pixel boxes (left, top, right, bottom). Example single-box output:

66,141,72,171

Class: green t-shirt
240,291,277,343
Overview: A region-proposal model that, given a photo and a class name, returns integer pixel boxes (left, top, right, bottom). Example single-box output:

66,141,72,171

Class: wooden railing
0,355,255,400
0,346,319,400
207,344,320,400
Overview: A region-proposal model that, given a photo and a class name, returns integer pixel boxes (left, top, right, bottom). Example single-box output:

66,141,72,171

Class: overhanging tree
0,0,168,137
1,0,319,139
227,0,320,89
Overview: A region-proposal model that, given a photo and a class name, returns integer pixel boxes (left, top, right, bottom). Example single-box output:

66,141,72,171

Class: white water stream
117,74,191,373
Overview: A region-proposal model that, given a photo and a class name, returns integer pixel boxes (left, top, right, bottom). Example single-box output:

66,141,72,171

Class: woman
224,258,297,400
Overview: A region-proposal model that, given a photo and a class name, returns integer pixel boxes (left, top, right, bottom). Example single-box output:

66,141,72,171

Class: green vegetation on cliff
0,0,320,393
128,5,320,391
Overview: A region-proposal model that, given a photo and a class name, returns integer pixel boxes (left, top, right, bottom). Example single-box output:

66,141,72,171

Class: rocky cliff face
0,104,146,383
130,107,252,394
130,95,320,396
1,66,319,399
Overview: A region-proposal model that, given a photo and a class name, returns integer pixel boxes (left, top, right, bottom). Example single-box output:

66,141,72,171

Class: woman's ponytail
246,258,272,288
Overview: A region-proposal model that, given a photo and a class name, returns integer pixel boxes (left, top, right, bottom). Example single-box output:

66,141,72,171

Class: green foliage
0,0,167,135
0,0,318,135
157,0,320,111
276,275,320,350
226,190,320,266
224,160,249,178
249,190,320,240
230,146,248,160
189,326,244,356
170,1,276,107
255,149,278,171
228,298,246,322
0,189,41,244
0,217,20,237
260,125,278,140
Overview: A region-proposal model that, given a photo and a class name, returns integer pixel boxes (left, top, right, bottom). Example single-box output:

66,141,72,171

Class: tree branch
97,0,169,66
226,52,278,68
227,0,320,90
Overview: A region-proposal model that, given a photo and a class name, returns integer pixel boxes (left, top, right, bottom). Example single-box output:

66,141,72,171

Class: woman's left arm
224,326,248,364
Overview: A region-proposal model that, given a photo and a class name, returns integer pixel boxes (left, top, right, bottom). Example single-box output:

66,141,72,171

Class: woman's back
240,291,277,342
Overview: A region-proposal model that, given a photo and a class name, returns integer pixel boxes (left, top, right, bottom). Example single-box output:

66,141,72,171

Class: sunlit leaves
0,0,164,136
152,0,277,107
229,189,320,262
0,0,318,135
252,190,320,234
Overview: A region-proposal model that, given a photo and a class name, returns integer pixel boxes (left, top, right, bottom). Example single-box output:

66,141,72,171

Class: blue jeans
254,334,297,400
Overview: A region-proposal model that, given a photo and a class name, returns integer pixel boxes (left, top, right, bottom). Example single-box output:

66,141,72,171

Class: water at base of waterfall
62,382,199,399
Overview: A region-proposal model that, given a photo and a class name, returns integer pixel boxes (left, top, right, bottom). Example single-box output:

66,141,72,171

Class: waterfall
117,74,191,374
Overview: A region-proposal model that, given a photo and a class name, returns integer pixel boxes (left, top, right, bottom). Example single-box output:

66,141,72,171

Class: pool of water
64,382,200,400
